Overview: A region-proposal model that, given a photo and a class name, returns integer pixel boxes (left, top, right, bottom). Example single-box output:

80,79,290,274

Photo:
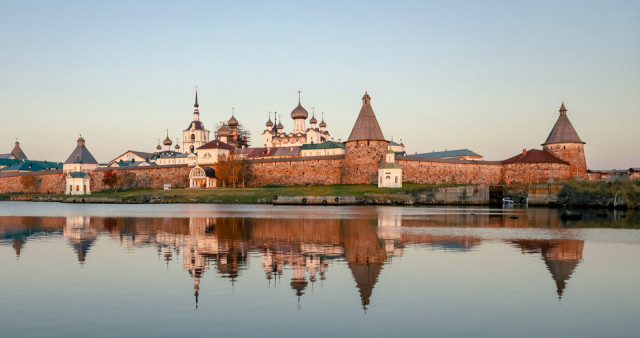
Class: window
395,176,398,183
191,134,195,140
76,185,79,192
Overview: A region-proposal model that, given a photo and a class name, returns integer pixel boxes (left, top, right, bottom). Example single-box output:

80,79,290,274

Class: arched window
76,185,80,192
190,145,195,153
191,134,195,141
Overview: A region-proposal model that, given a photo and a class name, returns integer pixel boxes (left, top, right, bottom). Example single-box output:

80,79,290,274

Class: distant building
299,141,345,157
261,92,331,148
410,149,483,161
0,141,28,160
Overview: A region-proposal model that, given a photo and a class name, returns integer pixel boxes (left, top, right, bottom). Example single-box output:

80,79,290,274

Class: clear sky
1,0,638,169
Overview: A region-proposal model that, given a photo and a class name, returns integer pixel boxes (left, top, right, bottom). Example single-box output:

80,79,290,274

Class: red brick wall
543,143,587,178
342,140,388,184
503,162,570,185
0,171,66,194
248,157,344,186
396,159,503,184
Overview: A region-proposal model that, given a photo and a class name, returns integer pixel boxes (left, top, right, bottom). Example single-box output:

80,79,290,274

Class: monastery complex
0,90,637,195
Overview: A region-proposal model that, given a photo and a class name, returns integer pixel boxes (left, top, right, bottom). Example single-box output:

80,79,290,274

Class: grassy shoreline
0,183,458,204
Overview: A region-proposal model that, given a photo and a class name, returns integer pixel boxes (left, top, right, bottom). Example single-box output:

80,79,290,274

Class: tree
215,153,252,188
102,170,119,191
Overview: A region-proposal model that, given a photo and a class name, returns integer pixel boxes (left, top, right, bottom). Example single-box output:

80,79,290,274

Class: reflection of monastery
0,210,587,309
6,88,636,195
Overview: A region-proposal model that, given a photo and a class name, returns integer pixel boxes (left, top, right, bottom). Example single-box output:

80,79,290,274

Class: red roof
197,140,235,151
502,149,568,165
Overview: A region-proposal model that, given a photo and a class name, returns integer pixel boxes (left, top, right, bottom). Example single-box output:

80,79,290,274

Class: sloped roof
379,163,401,169
69,171,87,178
347,93,385,142
411,149,482,159
300,141,345,150
502,149,569,165
64,146,98,164
11,142,27,160
185,120,206,131
0,158,20,167
234,146,301,158
542,104,584,145
1,160,62,172
197,140,235,151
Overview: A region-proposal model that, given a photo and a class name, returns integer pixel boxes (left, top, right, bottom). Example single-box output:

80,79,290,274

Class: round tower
342,92,388,184
542,103,587,179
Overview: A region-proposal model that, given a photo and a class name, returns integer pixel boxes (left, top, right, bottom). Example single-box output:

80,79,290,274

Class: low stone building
378,149,402,188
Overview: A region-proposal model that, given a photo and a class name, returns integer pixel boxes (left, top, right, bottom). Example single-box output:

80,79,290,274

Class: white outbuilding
378,149,402,188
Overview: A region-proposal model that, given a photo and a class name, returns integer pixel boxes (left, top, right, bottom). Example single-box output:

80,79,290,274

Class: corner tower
542,103,587,178
342,92,388,184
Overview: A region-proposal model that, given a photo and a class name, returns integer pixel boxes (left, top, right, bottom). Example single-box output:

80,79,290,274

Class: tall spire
194,86,199,108
559,102,567,116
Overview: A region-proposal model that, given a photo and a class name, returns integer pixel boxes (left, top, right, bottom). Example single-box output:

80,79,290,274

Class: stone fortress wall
0,165,191,194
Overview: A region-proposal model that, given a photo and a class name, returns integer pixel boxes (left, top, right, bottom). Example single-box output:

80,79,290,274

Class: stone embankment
528,182,639,209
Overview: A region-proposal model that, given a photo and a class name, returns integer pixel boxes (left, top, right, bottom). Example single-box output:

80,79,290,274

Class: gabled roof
109,150,154,164
502,149,569,165
197,140,235,151
411,149,482,159
300,141,345,151
347,93,385,142
542,104,584,145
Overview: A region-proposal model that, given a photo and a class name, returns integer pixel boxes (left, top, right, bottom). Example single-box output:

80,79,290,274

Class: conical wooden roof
347,92,385,142
542,103,584,145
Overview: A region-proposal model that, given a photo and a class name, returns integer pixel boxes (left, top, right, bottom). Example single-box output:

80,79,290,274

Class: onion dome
266,113,274,128
228,115,238,127
77,135,85,147
319,119,327,128
156,144,161,151
277,121,284,130
309,114,317,124
217,123,231,137
291,103,308,119
175,139,180,150
163,136,172,146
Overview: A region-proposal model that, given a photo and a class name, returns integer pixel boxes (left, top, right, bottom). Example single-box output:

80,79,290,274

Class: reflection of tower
509,239,584,299
348,262,382,312
64,216,97,264
182,217,218,308
341,218,387,311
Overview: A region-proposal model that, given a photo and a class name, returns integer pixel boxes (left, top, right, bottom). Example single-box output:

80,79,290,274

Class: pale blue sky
1,0,638,168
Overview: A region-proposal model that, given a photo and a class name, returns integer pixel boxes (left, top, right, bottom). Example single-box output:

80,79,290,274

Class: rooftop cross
231,107,235,116
297,90,302,103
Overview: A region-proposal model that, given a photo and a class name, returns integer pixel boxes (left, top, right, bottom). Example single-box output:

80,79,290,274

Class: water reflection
0,207,612,312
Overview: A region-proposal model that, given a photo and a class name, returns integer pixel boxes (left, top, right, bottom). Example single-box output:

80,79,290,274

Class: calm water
1,202,639,338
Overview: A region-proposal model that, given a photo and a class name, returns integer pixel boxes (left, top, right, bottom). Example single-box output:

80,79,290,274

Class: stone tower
342,92,388,184
542,103,587,179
